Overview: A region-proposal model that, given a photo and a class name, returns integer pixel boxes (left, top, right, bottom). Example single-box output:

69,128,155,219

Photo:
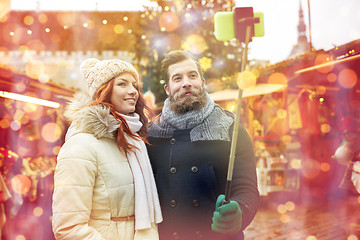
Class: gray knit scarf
148,93,234,142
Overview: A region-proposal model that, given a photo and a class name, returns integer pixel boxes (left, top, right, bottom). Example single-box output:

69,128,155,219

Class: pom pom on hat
80,58,139,99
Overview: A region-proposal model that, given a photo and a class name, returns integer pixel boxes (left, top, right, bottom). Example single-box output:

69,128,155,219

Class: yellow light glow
0,119,10,129
45,28,50,32
102,20,107,24
38,13,48,24
0,91,60,108
33,207,44,217
277,204,287,214
320,162,331,172
280,214,290,223
268,72,287,84
285,201,295,211
24,15,34,25
53,146,61,155
290,159,302,169
321,123,331,133
123,16,128,21
306,236,317,240
276,109,287,119
237,71,257,90
10,32,14,36
27,30,32,35
15,235,26,240
347,234,358,240
339,68,357,89
113,24,124,34
41,123,62,143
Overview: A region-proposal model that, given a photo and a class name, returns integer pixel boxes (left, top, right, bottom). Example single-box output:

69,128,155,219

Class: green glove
211,194,242,235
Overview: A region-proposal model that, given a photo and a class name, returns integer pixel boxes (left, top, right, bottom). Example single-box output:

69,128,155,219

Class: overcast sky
10,0,360,64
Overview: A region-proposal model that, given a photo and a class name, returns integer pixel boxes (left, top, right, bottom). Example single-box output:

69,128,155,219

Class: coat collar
64,92,119,140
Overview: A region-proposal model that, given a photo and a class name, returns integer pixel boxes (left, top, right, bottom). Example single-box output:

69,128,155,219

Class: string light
0,91,60,108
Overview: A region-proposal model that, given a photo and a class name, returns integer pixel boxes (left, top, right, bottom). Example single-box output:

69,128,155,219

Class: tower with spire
288,1,311,58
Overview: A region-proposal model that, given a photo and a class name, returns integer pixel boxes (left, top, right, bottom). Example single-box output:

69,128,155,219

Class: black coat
147,124,259,240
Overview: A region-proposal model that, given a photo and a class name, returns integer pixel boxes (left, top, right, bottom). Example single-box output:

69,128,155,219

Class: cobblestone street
244,192,360,240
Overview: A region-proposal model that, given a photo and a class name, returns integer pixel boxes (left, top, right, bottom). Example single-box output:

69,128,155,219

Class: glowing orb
11,174,31,195
41,122,62,143
338,68,357,89
314,53,333,73
268,72,287,84
182,34,208,55
159,12,179,32
237,71,257,90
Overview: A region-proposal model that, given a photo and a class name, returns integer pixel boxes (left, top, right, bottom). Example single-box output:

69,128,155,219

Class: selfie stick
223,23,251,204
214,7,264,204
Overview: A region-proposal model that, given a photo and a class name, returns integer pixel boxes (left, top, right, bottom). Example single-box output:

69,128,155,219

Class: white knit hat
80,58,140,99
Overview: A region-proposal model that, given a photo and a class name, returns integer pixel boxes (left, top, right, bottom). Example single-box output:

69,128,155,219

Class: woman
52,58,162,240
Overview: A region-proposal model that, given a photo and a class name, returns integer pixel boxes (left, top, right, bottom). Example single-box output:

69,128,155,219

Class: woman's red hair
89,78,149,155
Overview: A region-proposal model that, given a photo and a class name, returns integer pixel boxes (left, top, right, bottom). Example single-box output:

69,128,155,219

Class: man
333,115,360,195
147,50,259,240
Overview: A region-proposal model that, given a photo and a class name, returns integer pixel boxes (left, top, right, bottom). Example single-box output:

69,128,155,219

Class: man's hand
211,194,242,235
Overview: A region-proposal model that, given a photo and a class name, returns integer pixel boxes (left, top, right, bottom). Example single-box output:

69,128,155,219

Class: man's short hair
161,50,204,85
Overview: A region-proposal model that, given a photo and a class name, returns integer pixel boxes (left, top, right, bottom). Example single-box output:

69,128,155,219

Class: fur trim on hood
64,92,119,141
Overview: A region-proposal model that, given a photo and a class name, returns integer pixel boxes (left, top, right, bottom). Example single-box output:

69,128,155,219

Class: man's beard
169,87,208,115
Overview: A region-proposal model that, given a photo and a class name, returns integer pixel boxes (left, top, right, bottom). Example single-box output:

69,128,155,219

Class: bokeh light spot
314,53,333,73
301,159,320,179
276,109,287,119
347,235,358,240
327,72,337,82
23,15,34,26
280,214,290,223
10,121,21,131
290,159,302,169
53,146,61,155
38,13,48,24
33,207,44,217
41,122,62,143
113,24,124,34
0,119,10,129
15,235,26,240
11,174,31,194
56,12,76,27
182,34,208,55
268,72,287,84
277,204,287,214
338,68,357,89
237,71,257,89
285,201,295,211
316,86,327,95
320,162,331,172
321,123,331,134
159,12,179,32
306,236,317,240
